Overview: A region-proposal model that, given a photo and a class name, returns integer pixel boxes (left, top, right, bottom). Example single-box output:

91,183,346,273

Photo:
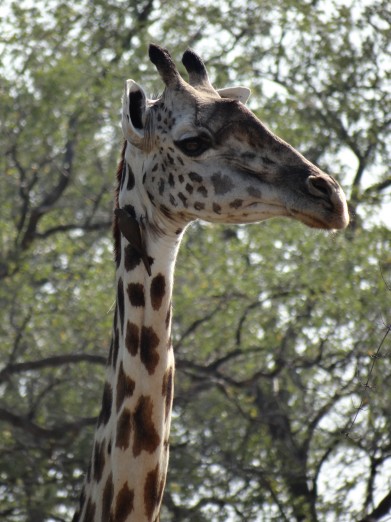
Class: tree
0,0,390,520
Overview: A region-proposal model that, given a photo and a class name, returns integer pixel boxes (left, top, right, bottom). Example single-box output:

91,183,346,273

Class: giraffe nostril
307,175,334,201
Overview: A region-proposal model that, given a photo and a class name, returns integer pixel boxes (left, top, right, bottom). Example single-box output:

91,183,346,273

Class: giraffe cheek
211,171,236,195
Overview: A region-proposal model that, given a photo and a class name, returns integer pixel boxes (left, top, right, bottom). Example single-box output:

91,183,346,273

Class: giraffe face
121,47,349,231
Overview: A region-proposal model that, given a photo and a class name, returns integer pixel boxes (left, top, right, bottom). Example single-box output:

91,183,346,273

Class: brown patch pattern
140,326,160,374
213,202,221,214
189,171,202,183
114,482,135,522
230,198,243,209
178,192,188,207
126,321,139,355
97,381,112,426
116,362,136,412
144,464,165,520
133,395,161,456
247,186,262,198
117,278,125,334
127,282,145,307
112,326,120,368
211,172,235,194
150,273,166,311
165,304,172,329
101,472,114,521
162,367,174,420
93,439,106,482
116,408,132,450
197,185,208,197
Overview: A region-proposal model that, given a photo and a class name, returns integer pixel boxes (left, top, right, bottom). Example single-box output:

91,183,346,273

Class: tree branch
358,490,391,521
173,300,226,351
20,114,78,250
0,353,106,382
364,177,391,197
36,220,111,240
0,408,97,440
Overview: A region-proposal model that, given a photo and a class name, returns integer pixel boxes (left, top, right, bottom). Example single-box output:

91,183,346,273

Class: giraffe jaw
234,200,349,230
286,206,349,230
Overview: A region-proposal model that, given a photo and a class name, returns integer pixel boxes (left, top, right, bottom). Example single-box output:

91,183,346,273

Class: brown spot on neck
116,409,132,450
114,482,135,521
165,302,172,329
127,282,146,307
125,321,140,356
117,278,125,334
116,362,136,412
97,382,113,427
150,273,166,311
93,439,106,482
144,465,164,520
101,472,114,521
162,367,174,421
112,326,120,368
140,326,160,374
133,395,161,456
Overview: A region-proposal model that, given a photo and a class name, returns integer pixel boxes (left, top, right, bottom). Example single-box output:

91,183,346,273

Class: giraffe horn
149,44,182,89
181,48,211,88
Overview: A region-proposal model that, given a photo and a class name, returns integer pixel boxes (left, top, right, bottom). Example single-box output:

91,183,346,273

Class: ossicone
148,43,214,93
148,44,182,88
182,48,211,88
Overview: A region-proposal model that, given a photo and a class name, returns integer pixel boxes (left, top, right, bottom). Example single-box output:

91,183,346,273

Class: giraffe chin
233,203,347,231
288,208,349,230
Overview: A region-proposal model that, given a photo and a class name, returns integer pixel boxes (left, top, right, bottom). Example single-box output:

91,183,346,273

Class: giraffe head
120,44,349,233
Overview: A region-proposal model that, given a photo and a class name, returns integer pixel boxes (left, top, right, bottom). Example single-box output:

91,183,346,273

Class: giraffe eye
174,135,211,157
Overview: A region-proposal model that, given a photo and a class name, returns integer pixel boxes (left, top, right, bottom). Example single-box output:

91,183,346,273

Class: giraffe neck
79,204,180,521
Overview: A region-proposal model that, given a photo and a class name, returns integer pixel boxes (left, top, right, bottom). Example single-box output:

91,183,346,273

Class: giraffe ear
122,80,148,147
217,87,251,104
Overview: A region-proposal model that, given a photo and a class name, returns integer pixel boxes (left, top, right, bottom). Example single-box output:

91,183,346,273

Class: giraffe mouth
243,200,346,230
239,165,348,230
287,207,343,230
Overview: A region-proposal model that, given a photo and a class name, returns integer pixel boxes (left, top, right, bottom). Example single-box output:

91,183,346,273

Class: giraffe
73,44,349,522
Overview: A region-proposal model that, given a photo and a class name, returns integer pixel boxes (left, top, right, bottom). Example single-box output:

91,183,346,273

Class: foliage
0,0,390,520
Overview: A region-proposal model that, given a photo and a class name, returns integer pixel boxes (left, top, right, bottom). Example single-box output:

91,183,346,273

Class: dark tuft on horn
182,48,210,87
149,43,180,87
